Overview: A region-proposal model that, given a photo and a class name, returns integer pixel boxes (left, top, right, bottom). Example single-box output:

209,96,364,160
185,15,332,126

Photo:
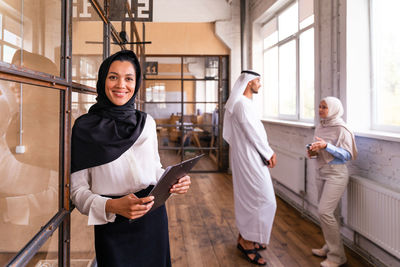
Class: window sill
355,130,400,143
261,118,315,129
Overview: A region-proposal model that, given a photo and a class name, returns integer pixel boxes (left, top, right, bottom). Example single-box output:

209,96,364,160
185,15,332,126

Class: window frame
369,0,400,134
261,0,315,123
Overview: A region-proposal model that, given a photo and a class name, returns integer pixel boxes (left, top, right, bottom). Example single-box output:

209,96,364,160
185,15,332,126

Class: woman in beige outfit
307,97,358,267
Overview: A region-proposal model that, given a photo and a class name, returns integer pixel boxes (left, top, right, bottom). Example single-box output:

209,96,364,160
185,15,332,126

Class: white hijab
223,71,260,144
315,96,358,166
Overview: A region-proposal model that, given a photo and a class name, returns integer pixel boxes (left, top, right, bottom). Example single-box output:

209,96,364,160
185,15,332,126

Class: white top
223,95,276,244
70,115,164,225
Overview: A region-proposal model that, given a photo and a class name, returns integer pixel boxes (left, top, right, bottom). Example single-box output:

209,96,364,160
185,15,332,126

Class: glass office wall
0,0,61,75
0,0,63,265
0,0,134,265
0,82,60,266
143,55,228,172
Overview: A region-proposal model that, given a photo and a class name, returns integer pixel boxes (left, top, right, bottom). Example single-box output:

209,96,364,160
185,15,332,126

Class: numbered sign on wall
73,0,153,22
145,62,158,75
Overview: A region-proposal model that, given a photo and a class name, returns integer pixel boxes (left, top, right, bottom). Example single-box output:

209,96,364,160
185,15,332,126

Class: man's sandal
254,242,267,250
237,243,267,266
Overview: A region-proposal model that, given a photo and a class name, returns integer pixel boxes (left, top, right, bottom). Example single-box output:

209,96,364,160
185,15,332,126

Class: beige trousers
316,164,348,264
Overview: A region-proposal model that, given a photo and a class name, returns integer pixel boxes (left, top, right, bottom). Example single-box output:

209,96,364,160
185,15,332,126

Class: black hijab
71,50,147,173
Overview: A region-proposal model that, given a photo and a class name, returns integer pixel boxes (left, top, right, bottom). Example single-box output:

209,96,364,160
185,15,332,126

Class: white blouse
70,115,164,225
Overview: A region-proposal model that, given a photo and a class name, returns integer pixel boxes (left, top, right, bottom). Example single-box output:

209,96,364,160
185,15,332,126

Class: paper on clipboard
147,154,204,213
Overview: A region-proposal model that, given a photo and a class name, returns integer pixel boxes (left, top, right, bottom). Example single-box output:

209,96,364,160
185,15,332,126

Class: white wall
250,0,400,266
215,0,241,94
153,0,231,22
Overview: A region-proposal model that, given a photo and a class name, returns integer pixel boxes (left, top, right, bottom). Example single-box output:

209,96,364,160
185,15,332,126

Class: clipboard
147,154,204,212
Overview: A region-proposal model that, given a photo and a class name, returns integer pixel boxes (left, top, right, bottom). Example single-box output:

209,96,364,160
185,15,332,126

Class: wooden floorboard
167,173,374,267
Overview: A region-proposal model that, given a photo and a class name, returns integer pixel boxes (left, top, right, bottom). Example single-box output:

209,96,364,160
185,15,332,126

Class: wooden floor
166,173,373,267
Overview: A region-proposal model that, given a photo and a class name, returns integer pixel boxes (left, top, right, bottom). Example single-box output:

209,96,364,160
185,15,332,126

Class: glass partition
183,56,219,80
72,91,96,121
72,55,103,87
70,92,97,265
26,229,59,267
144,80,182,102
143,55,228,172
145,102,182,123
72,9,103,86
0,0,61,75
70,209,96,267
0,82,60,265
145,57,182,79
0,0,143,265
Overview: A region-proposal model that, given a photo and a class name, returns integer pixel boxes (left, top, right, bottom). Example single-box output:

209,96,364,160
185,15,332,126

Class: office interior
0,0,399,266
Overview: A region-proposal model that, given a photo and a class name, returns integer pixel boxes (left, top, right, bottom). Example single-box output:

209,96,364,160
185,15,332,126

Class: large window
262,0,314,122
370,0,400,132
347,0,400,135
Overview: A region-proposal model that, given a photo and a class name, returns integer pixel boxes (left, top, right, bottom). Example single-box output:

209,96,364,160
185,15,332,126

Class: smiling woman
105,60,136,106
70,50,191,267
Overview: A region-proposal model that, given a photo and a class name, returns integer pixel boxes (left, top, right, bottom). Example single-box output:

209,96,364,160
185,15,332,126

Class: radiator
269,146,306,195
348,176,400,258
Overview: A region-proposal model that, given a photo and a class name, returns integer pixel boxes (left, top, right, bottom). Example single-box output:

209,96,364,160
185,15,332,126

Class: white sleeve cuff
87,196,116,225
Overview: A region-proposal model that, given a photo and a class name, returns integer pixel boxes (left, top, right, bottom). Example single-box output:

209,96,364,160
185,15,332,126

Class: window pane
145,103,182,122
263,31,278,49
372,0,400,128
146,57,182,79
278,2,298,41
299,28,314,120
70,209,96,266
262,18,278,49
72,56,102,87
183,57,205,79
279,40,297,115
183,80,219,114
263,47,278,117
73,6,103,86
145,80,182,102
27,228,59,266
299,0,314,29
71,92,97,122
1,0,61,75
3,45,17,63
300,15,314,29
0,82,59,262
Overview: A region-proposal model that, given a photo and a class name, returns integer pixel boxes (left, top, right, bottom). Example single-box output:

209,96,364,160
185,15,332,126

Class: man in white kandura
223,70,277,266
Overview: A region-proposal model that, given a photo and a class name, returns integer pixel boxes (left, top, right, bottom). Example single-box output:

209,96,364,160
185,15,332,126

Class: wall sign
73,0,153,22
145,62,158,75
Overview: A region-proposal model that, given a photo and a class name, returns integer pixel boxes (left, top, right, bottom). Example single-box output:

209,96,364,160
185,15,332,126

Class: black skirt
94,186,171,267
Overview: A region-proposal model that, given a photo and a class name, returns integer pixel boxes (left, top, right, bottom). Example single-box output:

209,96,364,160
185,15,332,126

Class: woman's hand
310,136,328,151
267,153,277,168
106,194,154,220
170,175,191,194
